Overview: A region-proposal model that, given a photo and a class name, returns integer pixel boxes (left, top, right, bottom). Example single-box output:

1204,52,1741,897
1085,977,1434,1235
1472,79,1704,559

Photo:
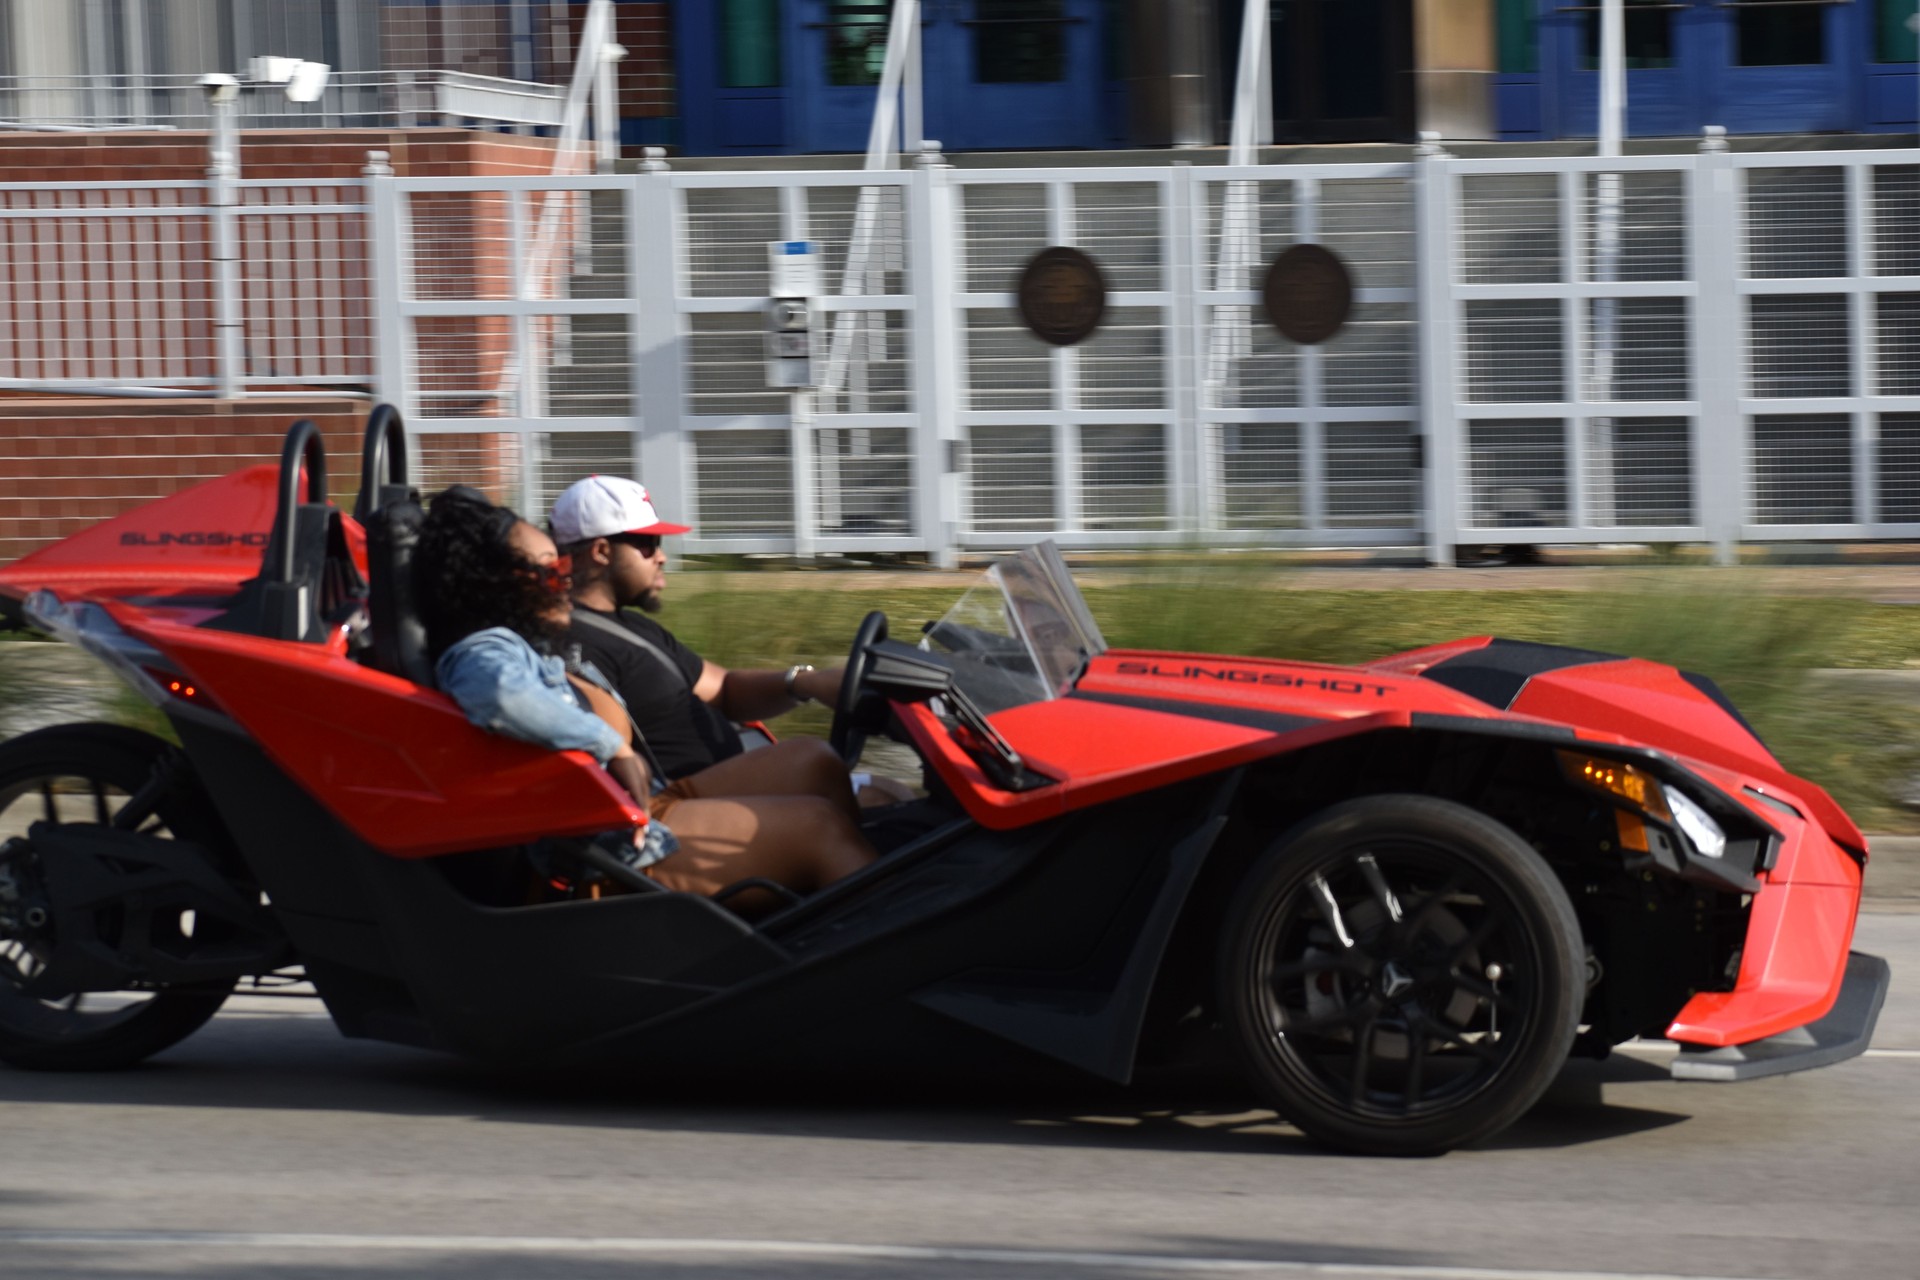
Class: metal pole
207,94,242,400
1598,0,1624,159
1228,0,1268,165
821,0,921,406
1208,0,1268,394
903,3,923,156
862,0,918,170
1591,1,1627,528
594,31,624,172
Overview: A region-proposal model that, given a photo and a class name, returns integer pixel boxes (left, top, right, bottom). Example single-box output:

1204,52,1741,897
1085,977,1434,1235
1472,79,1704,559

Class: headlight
1665,787,1727,860
1557,749,1724,861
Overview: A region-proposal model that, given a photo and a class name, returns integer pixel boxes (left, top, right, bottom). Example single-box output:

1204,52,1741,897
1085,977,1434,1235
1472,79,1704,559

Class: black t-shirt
565,606,740,780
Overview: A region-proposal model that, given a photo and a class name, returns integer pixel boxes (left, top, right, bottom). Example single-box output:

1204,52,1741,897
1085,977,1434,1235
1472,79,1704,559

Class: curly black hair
414,487,569,660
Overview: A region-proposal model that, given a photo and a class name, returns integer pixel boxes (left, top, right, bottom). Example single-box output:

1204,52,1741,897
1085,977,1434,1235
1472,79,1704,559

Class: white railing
0,69,565,133
1416,143,1920,560
6,141,1920,564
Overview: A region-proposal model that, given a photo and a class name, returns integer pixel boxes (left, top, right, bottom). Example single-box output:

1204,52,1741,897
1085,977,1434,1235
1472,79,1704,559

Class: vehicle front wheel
1218,794,1584,1156
0,724,237,1070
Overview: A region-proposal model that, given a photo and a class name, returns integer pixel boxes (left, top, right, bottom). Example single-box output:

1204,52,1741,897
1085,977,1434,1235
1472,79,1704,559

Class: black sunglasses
610,533,662,558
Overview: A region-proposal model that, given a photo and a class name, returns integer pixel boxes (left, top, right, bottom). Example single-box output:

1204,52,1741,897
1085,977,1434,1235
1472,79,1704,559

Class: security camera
198,72,240,104
284,61,330,104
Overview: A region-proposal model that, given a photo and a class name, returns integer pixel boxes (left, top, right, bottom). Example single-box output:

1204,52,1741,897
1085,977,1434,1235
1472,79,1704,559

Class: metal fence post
1847,159,1876,529
1413,135,1460,566
363,150,412,431
629,157,690,531
1690,128,1742,564
206,98,243,399
1167,163,1201,536
909,148,960,566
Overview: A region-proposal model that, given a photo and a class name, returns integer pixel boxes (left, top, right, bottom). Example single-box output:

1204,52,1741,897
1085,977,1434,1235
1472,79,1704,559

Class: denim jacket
437,627,627,765
436,628,679,870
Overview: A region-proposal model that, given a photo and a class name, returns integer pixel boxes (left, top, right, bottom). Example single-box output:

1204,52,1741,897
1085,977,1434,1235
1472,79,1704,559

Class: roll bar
354,403,410,521
272,419,327,587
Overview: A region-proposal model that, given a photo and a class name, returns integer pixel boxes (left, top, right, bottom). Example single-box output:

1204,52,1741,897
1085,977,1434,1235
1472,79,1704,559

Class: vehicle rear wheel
1218,794,1584,1156
0,724,236,1070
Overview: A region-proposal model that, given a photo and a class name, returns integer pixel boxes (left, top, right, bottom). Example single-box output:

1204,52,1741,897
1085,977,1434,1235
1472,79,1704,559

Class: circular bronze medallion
1017,246,1107,347
1262,243,1354,346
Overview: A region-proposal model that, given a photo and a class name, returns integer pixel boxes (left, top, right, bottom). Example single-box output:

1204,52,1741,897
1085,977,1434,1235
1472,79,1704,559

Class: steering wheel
830,610,889,765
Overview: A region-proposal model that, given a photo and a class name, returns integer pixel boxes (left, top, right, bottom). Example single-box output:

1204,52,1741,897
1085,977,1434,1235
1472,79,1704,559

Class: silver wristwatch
784,663,816,701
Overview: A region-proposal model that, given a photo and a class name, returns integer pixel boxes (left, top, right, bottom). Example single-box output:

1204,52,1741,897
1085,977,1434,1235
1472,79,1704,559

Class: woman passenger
412,486,876,908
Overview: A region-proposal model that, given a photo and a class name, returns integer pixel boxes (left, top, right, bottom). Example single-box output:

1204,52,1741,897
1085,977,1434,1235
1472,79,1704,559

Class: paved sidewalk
1868,837,1920,906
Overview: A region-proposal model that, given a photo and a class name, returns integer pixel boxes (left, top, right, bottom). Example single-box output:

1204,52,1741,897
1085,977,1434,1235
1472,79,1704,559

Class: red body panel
897,697,1378,830
1082,649,1501,722
0,465,365,602
1667,783,1863,1045
1507,658,1864,853
111,604,642,858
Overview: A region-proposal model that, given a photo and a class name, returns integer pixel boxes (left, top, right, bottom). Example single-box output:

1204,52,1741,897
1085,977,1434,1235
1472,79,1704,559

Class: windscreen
921,542,1107,715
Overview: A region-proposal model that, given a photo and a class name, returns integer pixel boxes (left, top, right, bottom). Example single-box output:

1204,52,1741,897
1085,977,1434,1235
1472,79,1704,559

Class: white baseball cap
549,475,691,544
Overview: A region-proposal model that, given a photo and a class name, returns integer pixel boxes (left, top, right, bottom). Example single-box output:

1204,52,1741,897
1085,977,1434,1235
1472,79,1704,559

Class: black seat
355,405,434,688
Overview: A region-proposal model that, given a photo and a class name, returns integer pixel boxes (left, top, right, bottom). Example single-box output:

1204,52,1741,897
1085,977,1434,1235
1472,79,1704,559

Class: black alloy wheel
0,724,237,1070
1219,794,1584,1156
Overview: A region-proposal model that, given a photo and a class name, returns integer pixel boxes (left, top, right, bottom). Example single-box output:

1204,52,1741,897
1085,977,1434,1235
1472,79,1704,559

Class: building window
826,0,890,87
976,0,1068,85
1736,3,1826,67
1496,0,1537,74
722,0,783,88
1880,0,1920,62
1581,0,1675,71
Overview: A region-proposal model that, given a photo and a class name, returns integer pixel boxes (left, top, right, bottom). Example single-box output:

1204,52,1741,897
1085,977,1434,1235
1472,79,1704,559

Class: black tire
1218,794,1584,1156
0,724,236,1070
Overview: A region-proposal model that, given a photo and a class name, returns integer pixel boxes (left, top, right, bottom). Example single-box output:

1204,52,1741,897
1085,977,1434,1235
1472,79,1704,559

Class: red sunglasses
519,553,573,593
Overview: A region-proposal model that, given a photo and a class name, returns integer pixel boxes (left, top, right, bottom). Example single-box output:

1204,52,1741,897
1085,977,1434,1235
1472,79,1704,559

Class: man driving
549,474,911,808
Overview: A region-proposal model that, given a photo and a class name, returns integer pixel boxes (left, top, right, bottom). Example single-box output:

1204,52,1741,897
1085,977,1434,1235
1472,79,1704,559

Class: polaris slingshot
0,409,1888,1156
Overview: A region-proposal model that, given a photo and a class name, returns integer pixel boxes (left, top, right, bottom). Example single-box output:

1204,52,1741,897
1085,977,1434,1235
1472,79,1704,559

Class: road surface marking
0,1229,1780,1280
1617,1041,1920,1060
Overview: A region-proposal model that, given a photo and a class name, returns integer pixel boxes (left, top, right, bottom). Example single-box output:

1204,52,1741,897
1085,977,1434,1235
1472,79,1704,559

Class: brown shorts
648,776,699,824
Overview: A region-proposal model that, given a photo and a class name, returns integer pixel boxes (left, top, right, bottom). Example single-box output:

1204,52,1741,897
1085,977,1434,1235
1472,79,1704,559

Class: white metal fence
373,159,1437,558
0,178,371,392
5,142,1919,563
0,70,565,133
1418,147,1920,560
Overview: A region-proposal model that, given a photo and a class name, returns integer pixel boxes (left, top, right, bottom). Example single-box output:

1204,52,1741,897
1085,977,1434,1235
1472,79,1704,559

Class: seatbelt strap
572,608,691,690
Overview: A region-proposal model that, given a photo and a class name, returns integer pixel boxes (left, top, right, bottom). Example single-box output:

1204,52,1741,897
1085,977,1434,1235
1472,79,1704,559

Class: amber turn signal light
1557,750,1671,821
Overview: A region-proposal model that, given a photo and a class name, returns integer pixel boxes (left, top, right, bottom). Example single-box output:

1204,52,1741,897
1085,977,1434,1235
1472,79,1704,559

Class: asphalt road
0,912,1914,1280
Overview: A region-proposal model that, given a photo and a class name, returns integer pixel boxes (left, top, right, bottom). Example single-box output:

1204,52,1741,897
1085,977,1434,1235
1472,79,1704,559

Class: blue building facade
669,0,1918,156
1495,0,1919,140
678,0,1129,155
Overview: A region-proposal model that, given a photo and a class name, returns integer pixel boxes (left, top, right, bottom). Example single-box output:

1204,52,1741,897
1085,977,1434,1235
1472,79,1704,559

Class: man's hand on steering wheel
829,611,889,765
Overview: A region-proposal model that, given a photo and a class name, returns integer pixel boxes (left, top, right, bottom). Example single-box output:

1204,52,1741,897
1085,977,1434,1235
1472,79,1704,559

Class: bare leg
644,793,875,915
678,738,861,822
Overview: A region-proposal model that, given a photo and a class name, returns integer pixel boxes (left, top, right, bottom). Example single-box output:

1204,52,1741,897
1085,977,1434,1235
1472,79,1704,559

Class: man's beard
635,587,664,614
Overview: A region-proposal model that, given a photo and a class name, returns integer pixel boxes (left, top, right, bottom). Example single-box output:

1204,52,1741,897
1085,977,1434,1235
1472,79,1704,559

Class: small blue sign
782,241,811,255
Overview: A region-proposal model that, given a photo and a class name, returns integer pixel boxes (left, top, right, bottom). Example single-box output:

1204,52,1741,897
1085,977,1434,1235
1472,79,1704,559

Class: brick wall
613,2,677,122
376,1,678,142
0,127,561,183
0,399,367,565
